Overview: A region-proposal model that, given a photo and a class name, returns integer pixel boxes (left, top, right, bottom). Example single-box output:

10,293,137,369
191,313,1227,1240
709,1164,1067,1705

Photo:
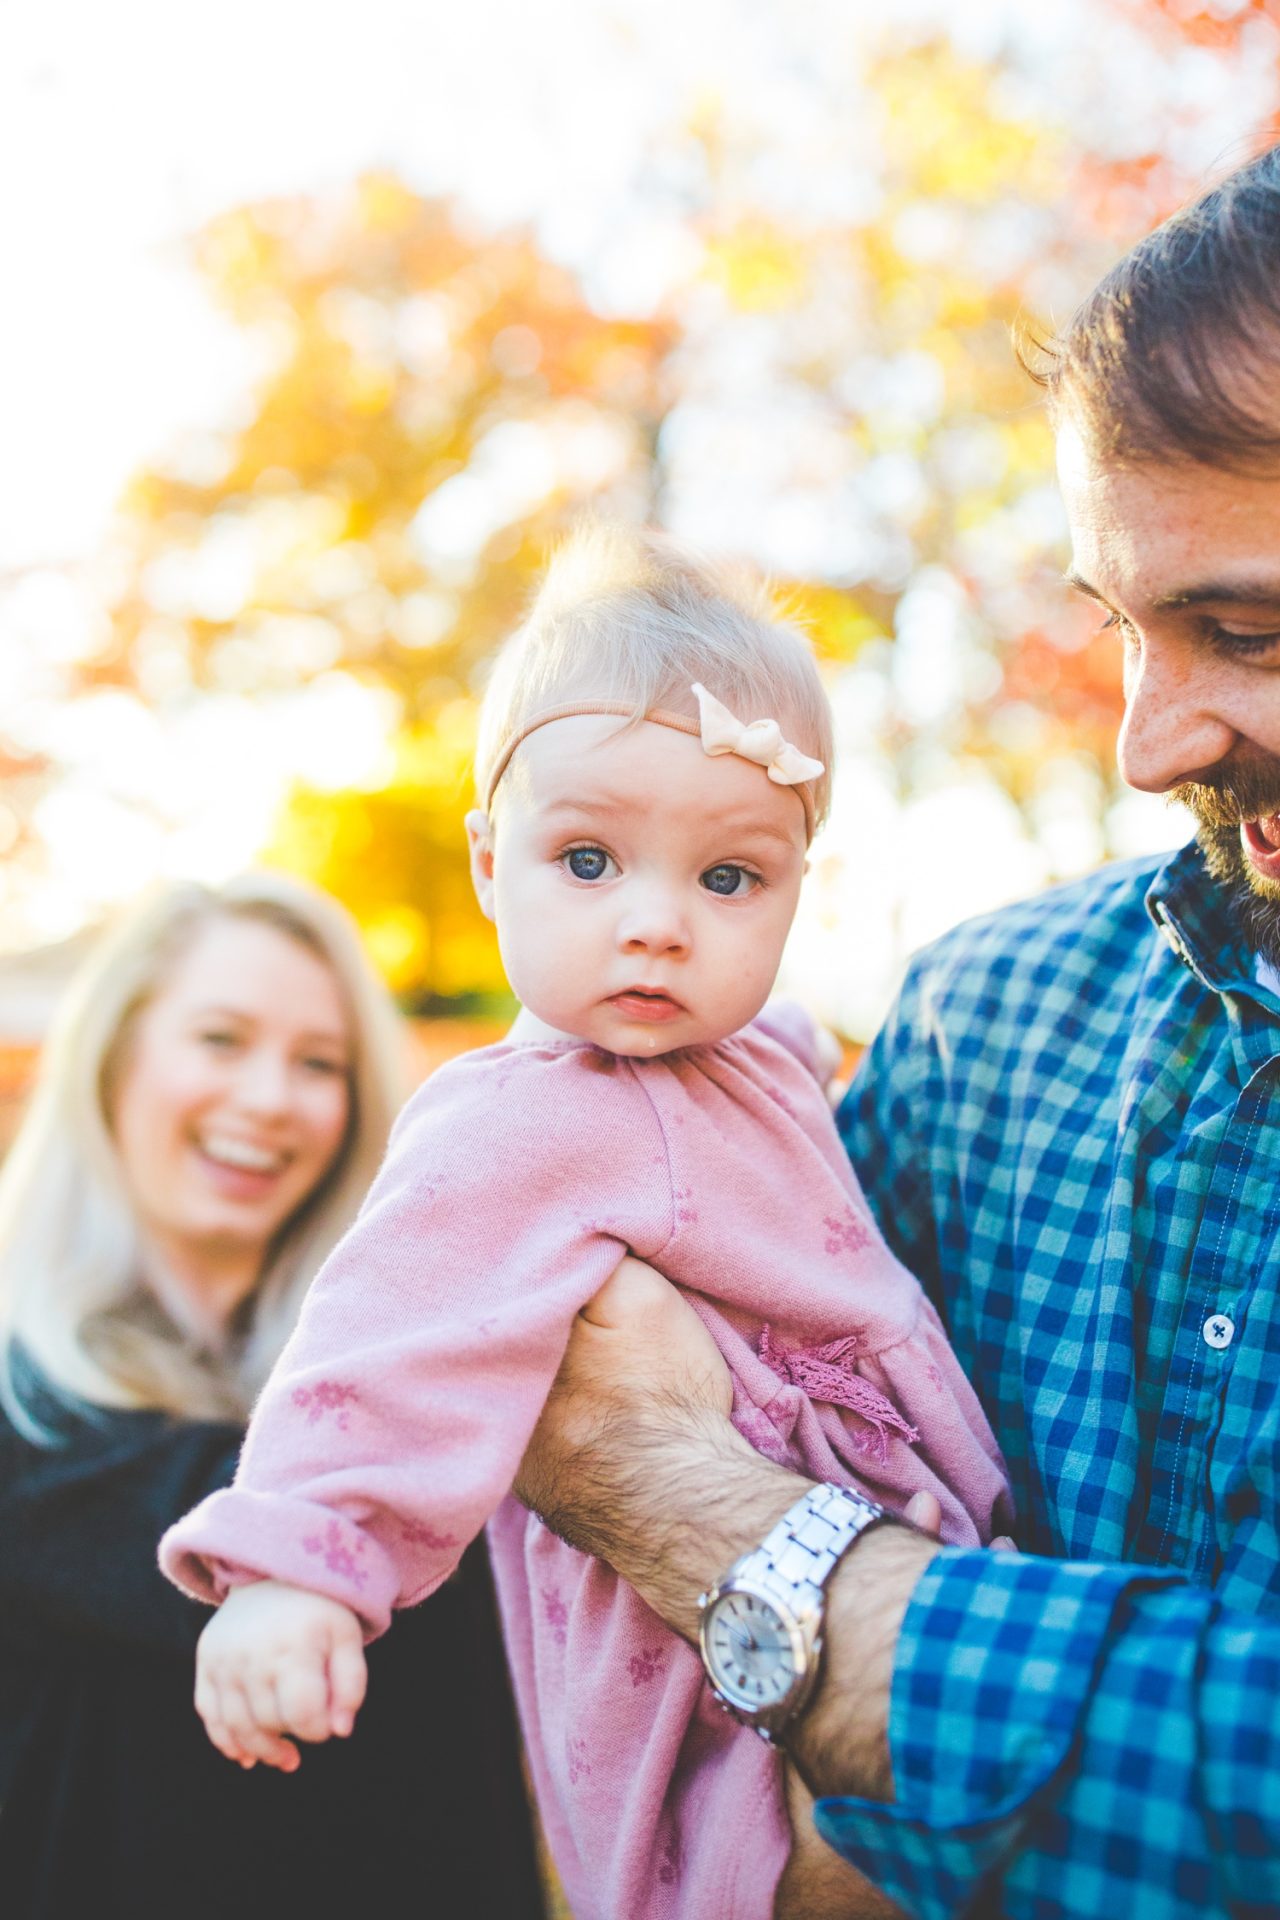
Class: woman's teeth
199,1134,286,1173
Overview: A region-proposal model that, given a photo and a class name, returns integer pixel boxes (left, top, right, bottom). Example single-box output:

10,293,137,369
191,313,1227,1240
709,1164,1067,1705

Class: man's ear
465,809,497,922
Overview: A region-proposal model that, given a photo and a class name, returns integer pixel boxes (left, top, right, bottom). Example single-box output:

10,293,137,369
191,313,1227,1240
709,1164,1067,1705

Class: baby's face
471,715,808,1055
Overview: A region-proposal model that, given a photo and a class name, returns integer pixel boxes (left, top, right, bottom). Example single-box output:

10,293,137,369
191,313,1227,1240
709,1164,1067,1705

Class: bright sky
2,0,1232,1023
0,0,1093,572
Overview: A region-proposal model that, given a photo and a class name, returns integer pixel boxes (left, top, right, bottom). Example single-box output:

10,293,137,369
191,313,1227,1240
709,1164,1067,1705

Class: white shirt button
1202,1313,1235,1350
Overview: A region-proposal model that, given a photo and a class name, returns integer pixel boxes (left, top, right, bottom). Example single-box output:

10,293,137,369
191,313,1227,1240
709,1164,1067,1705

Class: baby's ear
465,809,497,921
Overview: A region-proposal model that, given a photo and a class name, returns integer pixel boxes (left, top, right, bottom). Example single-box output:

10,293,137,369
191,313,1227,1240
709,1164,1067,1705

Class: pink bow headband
483,683,825,841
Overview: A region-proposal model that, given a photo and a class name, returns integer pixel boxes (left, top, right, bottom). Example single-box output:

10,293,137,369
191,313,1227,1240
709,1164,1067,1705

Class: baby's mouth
609,987,683,1021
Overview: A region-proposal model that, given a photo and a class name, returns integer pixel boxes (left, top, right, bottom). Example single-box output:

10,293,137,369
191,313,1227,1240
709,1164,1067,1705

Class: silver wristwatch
698,1482,887,1744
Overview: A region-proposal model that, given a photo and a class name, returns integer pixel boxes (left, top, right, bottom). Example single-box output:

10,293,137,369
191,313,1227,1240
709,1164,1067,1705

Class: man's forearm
533,1397,937,1803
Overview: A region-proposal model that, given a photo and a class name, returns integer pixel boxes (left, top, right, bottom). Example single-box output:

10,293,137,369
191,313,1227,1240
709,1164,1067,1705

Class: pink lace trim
757,1325,919,1462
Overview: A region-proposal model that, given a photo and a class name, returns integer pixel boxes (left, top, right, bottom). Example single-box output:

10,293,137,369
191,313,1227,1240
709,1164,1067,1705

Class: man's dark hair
1023,142,1280,470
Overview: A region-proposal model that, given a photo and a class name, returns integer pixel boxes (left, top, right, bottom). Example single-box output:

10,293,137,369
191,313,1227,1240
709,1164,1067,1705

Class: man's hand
515,1258,943,1787
514,1256,950,1911
194,1579,367,1773
515,1254,734,1541
517,1255,802,1639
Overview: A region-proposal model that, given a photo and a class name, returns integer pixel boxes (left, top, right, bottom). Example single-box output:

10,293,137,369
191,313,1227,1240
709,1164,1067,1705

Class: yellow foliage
704,222,810,312
786,585,887,662
260,705,504,1005
364,903,431,993
357,173,420,234
875,45,1063,205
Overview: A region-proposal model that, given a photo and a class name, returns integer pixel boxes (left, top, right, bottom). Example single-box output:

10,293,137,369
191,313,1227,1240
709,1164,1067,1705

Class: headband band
483,692,822,841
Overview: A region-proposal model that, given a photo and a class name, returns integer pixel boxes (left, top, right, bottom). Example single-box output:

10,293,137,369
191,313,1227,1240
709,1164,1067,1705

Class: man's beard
1172,758,1280,969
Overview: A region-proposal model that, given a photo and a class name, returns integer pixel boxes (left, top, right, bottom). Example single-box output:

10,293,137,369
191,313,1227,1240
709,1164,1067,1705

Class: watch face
703,1587,800,1714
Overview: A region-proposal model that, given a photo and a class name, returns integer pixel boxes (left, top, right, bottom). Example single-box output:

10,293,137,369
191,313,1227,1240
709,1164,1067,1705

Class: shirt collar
1144,837,1256,996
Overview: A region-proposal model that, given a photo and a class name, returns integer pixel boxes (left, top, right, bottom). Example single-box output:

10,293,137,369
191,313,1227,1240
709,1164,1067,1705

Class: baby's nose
616,888,691,955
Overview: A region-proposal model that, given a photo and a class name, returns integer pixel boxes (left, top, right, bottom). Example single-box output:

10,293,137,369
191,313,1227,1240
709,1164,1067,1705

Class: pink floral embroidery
658,1833,684,1886
628,1646,666,1686
302,1520,369,1589
566,1737,592,1784
757,1325,919,1464
924,1359,945,1393
823,1208,870,1257
400,1520,459,1551
291,1380,360,1429
673,1186,697,1225
732,1403,790,1464
542,1586,569,1648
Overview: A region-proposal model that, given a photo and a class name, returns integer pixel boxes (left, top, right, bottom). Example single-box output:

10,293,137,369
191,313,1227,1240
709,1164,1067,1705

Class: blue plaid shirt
826,840,1280,1920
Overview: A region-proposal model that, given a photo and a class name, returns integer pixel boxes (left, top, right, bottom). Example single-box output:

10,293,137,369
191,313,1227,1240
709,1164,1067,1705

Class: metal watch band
698,1481,889,1744
750,1482,886,1615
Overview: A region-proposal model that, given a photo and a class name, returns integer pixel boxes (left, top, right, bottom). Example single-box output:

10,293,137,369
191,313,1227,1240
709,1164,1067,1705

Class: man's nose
1117,639,1239,793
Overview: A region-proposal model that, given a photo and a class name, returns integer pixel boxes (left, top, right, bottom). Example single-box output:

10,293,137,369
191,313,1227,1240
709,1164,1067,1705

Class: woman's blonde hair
0,872,406,1439
475,523,835,828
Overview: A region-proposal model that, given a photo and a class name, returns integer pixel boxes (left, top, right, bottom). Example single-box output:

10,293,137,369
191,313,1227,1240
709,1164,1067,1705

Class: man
517,144,1280,1917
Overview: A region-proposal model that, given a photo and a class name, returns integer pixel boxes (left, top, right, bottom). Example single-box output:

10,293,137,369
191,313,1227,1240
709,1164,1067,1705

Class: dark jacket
0,1362,546,1920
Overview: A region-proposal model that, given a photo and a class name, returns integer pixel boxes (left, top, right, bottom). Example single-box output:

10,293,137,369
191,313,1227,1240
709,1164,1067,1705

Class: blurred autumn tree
91,176,673,999
667,15,1279,901
9,6,1280,1019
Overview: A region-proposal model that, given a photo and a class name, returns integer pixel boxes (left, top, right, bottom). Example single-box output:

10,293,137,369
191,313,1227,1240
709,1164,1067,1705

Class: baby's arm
193,1579,367,1773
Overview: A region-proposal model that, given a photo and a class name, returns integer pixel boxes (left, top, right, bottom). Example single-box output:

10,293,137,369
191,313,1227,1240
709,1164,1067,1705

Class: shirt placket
1135,988,1280,1578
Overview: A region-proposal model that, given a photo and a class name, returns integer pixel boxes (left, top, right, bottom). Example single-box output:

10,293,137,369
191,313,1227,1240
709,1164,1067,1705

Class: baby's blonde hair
475,524,834,828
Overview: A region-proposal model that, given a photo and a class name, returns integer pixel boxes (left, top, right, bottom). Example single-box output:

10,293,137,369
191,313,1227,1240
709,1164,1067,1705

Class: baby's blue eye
566,847,612,881
701,864,757,897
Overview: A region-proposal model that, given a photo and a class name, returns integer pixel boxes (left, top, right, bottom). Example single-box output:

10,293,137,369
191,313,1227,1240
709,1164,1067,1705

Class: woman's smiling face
109,914,353,1281
469,715,809,1056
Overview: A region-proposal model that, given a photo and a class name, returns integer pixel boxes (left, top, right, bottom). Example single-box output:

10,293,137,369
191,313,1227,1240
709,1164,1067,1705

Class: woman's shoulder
0,1344,133,1453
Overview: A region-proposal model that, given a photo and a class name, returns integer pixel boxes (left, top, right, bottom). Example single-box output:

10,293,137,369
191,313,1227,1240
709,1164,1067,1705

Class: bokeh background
4,0,1280,1113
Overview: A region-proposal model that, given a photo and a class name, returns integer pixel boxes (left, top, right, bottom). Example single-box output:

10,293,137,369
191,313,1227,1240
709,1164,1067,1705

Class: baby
162,526,1011,1920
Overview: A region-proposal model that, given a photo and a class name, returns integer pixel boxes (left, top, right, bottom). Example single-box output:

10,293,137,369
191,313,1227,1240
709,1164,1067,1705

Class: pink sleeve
750,999,822,1080
159,1047,672,1636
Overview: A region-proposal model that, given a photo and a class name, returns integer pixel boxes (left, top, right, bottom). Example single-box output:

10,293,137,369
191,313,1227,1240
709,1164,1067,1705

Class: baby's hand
194,1578,368,1773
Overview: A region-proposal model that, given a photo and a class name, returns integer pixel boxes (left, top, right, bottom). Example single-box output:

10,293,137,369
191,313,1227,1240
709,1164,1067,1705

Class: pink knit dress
162,1007,1011,1920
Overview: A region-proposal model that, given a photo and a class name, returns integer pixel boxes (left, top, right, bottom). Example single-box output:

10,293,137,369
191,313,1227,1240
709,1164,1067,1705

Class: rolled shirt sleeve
814,1549,1280,1920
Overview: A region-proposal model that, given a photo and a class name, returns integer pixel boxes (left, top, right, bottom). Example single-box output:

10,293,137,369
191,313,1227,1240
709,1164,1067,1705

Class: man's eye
1099,611,1136,642
199,1029,239,1049
564,847,616,882
1208,625,1280,657
701,864,758,898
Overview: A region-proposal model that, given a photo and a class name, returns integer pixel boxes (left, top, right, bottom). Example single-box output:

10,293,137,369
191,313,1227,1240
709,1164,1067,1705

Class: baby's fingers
275,1658,336,1745
210,1677,301,1773
194,1669,250,1766
325,1625,368,1738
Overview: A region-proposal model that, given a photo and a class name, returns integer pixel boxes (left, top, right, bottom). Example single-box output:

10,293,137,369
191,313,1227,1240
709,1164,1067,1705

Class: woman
0,873,546,1919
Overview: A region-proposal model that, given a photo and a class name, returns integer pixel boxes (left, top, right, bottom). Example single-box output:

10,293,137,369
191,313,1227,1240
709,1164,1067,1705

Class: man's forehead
1056,418,1280,605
